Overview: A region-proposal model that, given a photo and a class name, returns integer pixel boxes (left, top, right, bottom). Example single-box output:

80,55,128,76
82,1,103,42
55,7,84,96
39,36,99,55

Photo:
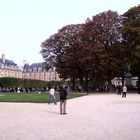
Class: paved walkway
0,93,140,140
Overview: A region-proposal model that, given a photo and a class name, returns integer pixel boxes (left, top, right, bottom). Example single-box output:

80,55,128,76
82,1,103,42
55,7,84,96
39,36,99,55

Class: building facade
0,54,60,81
22,63,60,81
0,54,22,78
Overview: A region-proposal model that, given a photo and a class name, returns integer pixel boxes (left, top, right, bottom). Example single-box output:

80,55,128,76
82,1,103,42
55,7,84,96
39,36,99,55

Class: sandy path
0,93,140,140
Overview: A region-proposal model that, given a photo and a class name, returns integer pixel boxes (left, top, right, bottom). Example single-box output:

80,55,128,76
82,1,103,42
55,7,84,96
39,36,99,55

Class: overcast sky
0,0,139,66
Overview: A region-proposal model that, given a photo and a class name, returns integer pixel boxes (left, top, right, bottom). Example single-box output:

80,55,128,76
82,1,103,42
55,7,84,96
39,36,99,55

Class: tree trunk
107,71,112,92
85,76,89,95
138,74,140,84
71,79,76,91
79,76,85,92
121,75,125,86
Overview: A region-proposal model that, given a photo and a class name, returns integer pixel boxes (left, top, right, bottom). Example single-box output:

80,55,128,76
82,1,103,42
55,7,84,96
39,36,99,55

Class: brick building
22,63,60,81
0,54,22,78
0,54,60,81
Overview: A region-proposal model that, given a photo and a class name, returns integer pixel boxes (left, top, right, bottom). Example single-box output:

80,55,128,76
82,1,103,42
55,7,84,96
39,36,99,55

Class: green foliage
41,5,140,89
47,80,65,88
0,77,24,87
122,5,140,79
0,77,63,88
41,10,123,91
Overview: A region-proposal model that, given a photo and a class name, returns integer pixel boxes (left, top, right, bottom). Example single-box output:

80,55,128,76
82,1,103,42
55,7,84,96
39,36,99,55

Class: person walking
59,86,68,115
122,85,127,98
117,82,122,95
48,87,57,105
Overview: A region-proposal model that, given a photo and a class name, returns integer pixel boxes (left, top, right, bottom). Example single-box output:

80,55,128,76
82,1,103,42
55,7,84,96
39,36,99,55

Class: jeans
48,94,57,104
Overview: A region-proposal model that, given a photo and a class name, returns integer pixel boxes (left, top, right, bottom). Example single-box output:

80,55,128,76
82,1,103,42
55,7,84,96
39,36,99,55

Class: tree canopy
122,5,140,81
41,5,140,90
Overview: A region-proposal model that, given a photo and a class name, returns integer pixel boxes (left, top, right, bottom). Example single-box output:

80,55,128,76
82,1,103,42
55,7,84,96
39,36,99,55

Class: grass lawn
0,92,86,103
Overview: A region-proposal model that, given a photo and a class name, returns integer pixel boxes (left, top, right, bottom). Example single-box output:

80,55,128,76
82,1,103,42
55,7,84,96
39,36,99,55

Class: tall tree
41,10,123,91
82,10,123,88
41,24,84,90
122,5,140,82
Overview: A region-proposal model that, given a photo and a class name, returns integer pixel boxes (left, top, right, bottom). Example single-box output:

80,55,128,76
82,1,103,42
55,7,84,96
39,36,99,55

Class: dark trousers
122,92,126,97
60,100,66,114
117,90,121,95
138,89,140,94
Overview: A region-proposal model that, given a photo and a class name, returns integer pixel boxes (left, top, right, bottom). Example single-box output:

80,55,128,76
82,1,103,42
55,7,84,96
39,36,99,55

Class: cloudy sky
0,0,139,66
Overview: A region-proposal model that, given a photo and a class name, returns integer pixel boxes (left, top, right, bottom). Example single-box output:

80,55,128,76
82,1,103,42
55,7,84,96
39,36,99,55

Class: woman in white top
122,85,127,98
48,87,57,104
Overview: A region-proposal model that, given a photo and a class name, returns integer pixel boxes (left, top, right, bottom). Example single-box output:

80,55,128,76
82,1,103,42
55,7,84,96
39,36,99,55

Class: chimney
2,54,5,63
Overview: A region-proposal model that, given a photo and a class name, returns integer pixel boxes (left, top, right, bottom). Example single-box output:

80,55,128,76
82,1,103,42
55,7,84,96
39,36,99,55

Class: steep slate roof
30,63,43,69
23,62,44,72
0,59,17,66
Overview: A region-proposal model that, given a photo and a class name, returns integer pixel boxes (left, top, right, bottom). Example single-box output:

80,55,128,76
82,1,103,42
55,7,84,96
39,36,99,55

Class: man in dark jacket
59,86,68,115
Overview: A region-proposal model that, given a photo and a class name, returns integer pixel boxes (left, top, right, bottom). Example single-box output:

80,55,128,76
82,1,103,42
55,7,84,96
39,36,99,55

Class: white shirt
123,86,127,92
49,88,55,95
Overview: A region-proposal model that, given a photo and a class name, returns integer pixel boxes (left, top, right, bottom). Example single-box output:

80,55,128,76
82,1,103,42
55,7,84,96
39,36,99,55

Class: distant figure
117,82,122,95
137,83,140,94
122,85,127,98
48,87,57,105
59,86,68,115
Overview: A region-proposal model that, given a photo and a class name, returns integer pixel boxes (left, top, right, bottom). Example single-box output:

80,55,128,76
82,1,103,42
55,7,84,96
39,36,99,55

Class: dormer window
1,64,4,68
33,68,37,72
23,69,27,72
38,67,42,72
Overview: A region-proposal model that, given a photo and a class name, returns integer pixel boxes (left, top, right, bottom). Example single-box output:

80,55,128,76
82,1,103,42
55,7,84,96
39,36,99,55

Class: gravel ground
0,93,140,140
